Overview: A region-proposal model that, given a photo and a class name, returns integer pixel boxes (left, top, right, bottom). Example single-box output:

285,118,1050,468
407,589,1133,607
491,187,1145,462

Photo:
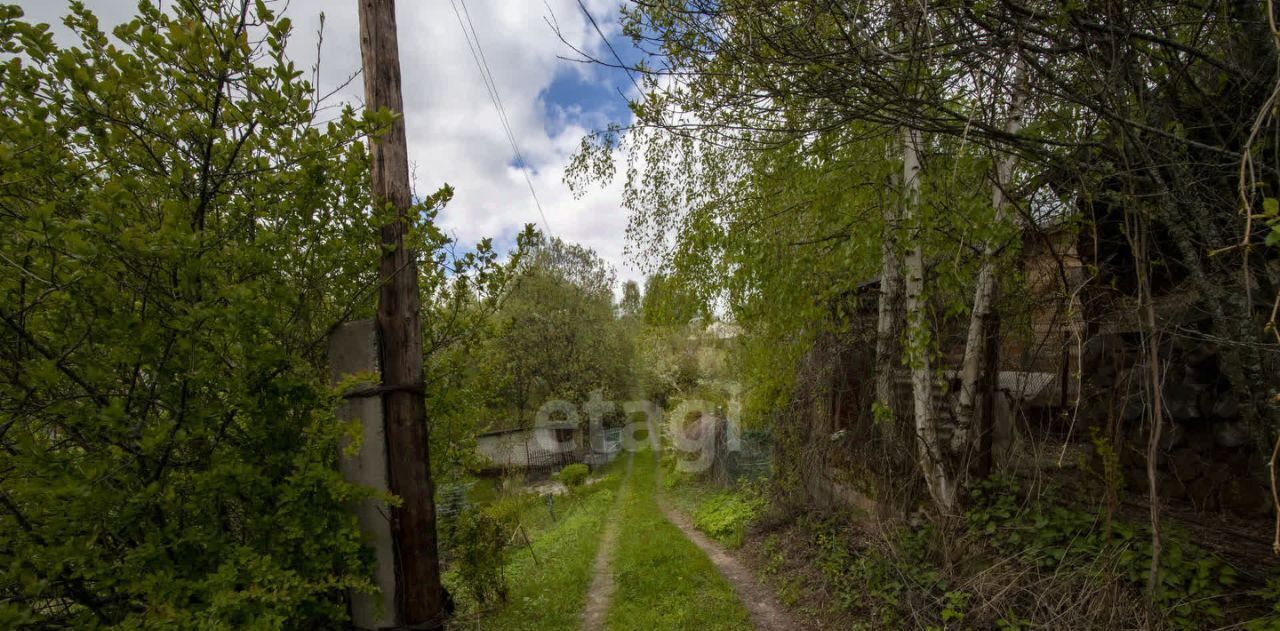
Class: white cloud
15,0,640,288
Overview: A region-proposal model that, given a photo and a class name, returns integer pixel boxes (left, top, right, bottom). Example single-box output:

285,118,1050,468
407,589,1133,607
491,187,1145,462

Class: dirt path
656,479,804,631
580,454,632,631
658,501,802,631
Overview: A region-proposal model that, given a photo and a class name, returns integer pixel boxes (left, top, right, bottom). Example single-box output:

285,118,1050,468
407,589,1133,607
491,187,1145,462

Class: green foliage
567,1,1279,627
808,515,943,627
1246,575,1280,630
759,534,786,576
473,235,635,427
445,461,624,631
1089,427,1125,501
966,477,1237,628
422,228,535,486
691,487,767,548
634,325,703,405
641,273,707,327
557,463,590,487
1262,197,1280,248
0,2,515,626
619,279,643,319
995,611,1034,630
799,482,1235,630
940,590,972,626
0,2,393,626
450,510,509,604
662,458,692,489
484,487,536,526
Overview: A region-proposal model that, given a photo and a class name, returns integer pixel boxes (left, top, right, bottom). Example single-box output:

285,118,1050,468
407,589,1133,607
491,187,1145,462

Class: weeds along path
604,449,753,631
581,453,633,631
447,461,626,631
655,493,802,631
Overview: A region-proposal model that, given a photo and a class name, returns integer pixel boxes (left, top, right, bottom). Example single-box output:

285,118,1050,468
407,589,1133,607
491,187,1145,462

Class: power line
447,0,555,238
451,0,520,170
574,0,643,98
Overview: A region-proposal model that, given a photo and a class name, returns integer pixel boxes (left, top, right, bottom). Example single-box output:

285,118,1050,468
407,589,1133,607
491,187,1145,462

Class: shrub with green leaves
966,477,1237,628
450,510,509,605
558,463,590,487
806,515,943,627
0,1,460,627
692,487,766,548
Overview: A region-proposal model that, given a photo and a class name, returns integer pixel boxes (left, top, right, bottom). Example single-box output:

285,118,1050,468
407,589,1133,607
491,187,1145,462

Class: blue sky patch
539,26,642,137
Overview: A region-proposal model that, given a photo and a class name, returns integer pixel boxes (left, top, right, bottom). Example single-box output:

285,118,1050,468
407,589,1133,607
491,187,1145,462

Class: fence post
329,319,397,630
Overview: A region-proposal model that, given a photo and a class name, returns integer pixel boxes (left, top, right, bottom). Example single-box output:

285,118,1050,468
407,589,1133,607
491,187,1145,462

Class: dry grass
739,508,1169,630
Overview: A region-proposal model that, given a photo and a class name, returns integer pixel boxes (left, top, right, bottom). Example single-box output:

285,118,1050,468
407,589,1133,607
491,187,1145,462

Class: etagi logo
528,384,744,473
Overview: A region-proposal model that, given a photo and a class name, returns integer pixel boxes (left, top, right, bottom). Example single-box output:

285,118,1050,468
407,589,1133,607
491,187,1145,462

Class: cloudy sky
16,0,643,287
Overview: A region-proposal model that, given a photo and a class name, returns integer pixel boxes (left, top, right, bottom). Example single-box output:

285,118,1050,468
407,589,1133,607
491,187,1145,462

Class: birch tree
901,125,958,512
953,62,1029,457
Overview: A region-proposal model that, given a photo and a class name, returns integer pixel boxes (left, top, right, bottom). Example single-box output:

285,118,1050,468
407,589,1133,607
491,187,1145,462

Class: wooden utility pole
357,0,445,627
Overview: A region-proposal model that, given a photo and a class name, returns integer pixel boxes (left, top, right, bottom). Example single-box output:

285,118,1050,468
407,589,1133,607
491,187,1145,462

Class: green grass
664,463,765,549
446,464,623,630
465,477,499,505
605,449,753,631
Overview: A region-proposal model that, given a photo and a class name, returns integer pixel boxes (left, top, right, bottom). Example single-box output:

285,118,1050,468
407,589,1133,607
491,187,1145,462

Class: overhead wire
447,0,555,238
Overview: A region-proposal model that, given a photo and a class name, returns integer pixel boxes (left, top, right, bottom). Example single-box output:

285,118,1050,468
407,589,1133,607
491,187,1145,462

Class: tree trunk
972,313,1000,479
875,168,904,441
902,125,955,513
358,0,445,626
1143,297,1164,600
955,65,1027,454
1122,198,1163,602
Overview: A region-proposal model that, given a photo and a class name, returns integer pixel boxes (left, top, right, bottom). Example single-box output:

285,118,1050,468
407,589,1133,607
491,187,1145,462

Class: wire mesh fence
727,429,773,483
584,427,623,470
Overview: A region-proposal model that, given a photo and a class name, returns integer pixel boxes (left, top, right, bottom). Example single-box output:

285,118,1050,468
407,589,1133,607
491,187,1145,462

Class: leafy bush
692,488,766,548
558,463,590,487
485,491,539,526
662,452,692,489
500,471,528,494
808,515,942,627
799,477,1238,631
451,510,509,604
1246,576,1280,630
0,3,401,626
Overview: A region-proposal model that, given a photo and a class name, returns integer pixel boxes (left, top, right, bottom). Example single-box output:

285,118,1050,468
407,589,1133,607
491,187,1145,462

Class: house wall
999,227,1085,406
475,427,580,470
476,433,531,468
531,426,578,454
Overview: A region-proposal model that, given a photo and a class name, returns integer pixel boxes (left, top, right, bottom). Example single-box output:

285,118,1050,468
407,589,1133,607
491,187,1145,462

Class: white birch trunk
902,125,956,512
954,66,1029,454
875,168,904,426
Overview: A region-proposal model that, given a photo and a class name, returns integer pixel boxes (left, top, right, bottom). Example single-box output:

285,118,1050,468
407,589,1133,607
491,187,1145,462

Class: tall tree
641,274,707,327
479,236,631,427
619,279,643,319
568,0,1280,527
0,1,442,625
954,61,1029,462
